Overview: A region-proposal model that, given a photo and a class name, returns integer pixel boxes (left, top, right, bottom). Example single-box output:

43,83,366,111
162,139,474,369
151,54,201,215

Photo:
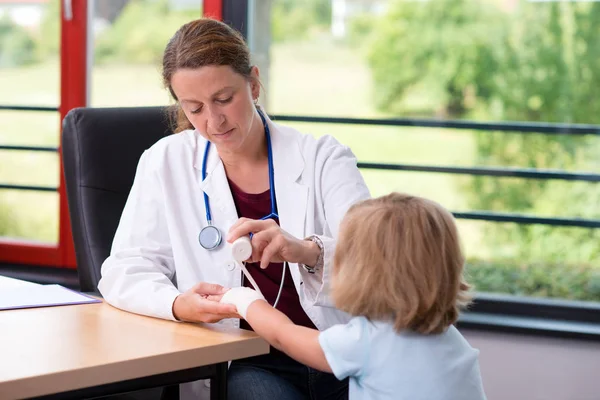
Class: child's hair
332,192,471,335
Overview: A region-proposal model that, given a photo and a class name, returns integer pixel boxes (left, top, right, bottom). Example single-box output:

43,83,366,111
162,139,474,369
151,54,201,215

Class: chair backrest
62,107,173,292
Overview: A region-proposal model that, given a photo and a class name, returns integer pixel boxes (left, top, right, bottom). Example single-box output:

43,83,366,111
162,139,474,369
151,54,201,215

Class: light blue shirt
318,316,486,400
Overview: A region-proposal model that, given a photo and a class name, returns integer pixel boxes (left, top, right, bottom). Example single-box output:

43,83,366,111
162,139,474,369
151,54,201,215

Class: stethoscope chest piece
198,225,222,250
199,108,276,252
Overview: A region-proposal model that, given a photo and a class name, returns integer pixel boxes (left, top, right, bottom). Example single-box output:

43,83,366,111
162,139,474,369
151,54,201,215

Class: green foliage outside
271,0,331,43
366,0,503,118
94,0,198,65
467,259,600,301
36,0,60,60
365,0,600,301
0,17,37,67
345,13,377,49
5,0,196,67
0,201,19,237
469,2,600,265
2,0,600,302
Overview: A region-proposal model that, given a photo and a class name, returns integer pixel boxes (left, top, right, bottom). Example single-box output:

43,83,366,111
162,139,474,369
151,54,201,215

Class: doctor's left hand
172,282,240,323
227,218,320,269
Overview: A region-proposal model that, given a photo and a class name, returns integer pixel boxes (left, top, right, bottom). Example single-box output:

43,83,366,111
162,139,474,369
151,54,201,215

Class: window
0,0,60,245
0,1,211,268
89,0,202,107
252,0,600,306
0,0,73,267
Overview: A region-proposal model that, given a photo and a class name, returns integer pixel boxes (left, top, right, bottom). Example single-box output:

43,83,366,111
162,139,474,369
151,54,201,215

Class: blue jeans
227,348,349,400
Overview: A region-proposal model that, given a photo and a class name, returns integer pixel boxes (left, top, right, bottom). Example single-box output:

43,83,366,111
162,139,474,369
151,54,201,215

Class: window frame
245,1,600,340
2,0,598,341
0,0,216,269
0,0,88,268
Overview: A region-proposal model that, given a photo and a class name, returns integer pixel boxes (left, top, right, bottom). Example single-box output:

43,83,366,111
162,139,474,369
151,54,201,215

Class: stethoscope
198,109,286,308
198,108,278,250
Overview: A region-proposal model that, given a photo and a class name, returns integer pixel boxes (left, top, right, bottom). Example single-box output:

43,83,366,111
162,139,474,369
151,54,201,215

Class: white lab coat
98,114,371,399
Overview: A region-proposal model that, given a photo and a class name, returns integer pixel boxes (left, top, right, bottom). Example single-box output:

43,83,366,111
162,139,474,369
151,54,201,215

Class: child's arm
245,300,332,373
220,287,332,373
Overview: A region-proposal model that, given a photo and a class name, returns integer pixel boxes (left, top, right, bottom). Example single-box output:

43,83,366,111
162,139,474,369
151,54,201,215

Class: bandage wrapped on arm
220,287,266,319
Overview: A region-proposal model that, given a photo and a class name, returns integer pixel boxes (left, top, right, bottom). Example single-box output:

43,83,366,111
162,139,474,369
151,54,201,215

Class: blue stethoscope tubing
198,108,286,308
198,108,278,250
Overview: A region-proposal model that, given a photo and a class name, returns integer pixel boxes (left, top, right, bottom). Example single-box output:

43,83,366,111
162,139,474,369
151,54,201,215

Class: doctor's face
170,65,261,152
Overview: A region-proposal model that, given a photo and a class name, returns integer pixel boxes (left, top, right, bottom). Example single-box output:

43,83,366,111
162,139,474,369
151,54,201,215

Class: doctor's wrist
301,236,322,269
172,294,184,321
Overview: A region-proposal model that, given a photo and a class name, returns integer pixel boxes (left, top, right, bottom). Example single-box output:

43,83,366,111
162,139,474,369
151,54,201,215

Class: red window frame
204,0,223,20
0,1,222,269
0,0,87,268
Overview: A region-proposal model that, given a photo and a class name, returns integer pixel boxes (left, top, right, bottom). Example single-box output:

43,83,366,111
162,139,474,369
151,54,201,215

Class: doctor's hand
172,282,240,323
227,218,321,269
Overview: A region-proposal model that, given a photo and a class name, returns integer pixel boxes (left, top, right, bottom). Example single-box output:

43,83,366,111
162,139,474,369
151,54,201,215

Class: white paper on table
0,284,100,311
0,275,40,289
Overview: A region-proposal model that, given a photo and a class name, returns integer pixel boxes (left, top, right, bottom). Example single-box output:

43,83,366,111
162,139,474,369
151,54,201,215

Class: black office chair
62,106,172,293
61,106,175,400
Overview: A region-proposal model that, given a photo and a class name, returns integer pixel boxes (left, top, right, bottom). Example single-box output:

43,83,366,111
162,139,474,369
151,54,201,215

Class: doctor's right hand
172,282,239,323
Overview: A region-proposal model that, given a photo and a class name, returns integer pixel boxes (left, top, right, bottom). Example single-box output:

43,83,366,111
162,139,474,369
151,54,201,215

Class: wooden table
0,279,269,399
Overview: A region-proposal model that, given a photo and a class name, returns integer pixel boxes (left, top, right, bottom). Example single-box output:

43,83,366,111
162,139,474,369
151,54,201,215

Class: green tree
271,0,332,43
470,1,600,264
367,0,506,116
0,17,37,67
36,0,60,61
365,0,600,298
94,0,198,65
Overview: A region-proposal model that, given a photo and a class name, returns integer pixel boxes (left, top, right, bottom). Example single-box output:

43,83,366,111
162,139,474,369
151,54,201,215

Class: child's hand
220,287,266,319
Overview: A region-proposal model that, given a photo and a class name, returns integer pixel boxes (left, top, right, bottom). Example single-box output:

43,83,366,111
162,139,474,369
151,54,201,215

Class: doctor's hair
162,18,255,133
331,192,472,335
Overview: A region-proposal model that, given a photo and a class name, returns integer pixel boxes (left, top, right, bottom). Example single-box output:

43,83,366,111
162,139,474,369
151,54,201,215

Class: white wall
461,329,600,400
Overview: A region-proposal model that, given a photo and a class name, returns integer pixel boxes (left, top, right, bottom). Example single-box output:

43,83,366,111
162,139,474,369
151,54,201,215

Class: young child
221,192,486,400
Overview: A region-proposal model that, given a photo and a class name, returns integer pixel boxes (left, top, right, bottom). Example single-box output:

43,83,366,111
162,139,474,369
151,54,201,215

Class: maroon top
228,179,316,330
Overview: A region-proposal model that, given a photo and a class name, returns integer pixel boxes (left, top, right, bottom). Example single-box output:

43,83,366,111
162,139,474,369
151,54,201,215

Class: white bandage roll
231,236,252,263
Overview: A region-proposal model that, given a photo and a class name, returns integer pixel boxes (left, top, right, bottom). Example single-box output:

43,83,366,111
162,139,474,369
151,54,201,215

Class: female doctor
98,18,371,400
